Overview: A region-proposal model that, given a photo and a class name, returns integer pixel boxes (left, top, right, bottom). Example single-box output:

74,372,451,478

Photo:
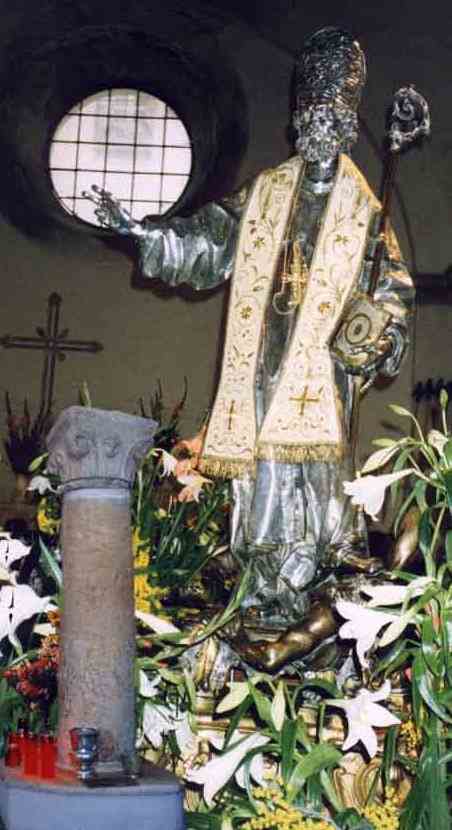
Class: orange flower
174,457,195,479
173,427,206,467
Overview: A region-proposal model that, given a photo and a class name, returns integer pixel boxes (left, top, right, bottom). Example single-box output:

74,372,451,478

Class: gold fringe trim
199,442,345,477
256,442,345,463
198,455,255,480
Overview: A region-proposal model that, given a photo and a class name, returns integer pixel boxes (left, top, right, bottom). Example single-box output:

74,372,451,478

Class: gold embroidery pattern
199,157,305,478
258,155,380,460
199,156,380,479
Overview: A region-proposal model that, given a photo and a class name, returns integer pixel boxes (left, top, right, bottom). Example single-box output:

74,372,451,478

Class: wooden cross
290,385,323,417
1,292,103,426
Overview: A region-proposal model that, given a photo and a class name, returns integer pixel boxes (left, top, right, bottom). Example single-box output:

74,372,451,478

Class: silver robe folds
136,154,413,627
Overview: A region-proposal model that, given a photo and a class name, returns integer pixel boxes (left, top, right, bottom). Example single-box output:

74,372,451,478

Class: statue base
0,761,184,830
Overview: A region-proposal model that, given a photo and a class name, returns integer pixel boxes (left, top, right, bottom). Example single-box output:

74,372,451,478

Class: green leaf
185,812,223,830
38,537,63,589
442,468,452,508
443,440,452,467
286,744,342,801
445,530,452,566
413,479,428,513
421,617,442,678
183,669,197,713
28,452,49,472
382,725,399,792
281,719,297,784
413,653,452,724
223,695,253,749
418,510,433,557
248,685,274,730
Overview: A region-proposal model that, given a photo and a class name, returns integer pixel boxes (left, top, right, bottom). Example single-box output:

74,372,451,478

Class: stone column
46,406,157,774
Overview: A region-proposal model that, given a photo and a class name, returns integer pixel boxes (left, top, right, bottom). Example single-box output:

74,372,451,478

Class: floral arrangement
1,389,451,830
3,392,50,475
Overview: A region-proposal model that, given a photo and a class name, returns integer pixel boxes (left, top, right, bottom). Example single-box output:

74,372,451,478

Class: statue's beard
293,104,358,165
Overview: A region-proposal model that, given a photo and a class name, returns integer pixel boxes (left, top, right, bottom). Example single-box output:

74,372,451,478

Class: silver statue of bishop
87,28,414,671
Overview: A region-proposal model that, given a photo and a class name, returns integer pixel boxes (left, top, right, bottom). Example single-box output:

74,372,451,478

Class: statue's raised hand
82,185,143,236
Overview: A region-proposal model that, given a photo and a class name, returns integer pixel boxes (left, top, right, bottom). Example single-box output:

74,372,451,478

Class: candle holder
5,732,21,768
69,727,98,781
23,734,40,776
40,734,57,779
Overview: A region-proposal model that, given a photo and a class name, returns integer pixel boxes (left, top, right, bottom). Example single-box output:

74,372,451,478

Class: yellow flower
241,788,334,830
399,719,422,753
134,574,152,601
135,550,149,568
362,788,401,830
37,507,60,535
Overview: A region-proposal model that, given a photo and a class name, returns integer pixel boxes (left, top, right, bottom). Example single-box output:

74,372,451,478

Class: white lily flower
174,714,199,757
0,534,32,572
139,670,160,698
186,731,270,806
336,600,399,668
0,585,53,652
361,576,433,607
235,750,268,790
27,474,56,495
142,701,174,748
326,680,400,758
343,469,413,521
135,609,180,635
159,449,177,476
427,429,447,454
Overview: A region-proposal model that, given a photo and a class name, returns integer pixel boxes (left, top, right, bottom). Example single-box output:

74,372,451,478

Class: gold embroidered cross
290,386,323,417
227,400,236,430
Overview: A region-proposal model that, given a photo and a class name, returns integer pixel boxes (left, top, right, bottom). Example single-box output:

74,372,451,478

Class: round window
49,88,192,226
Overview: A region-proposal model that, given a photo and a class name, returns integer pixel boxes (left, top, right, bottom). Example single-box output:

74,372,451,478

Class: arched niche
0,23,248,238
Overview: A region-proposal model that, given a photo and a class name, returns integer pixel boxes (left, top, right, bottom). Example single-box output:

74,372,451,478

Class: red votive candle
40,735,56,779
16,728,26,766
5,733,21,767
23,734,40,776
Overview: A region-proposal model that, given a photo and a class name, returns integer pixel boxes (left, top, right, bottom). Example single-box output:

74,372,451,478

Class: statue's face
293,101,358,165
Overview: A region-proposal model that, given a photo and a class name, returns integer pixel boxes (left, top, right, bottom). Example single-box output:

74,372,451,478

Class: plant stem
428,504,446,576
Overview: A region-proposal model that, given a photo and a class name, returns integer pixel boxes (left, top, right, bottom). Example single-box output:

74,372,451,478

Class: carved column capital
46,406,157,490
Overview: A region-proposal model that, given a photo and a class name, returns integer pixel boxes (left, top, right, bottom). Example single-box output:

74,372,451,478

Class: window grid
49,89,192,226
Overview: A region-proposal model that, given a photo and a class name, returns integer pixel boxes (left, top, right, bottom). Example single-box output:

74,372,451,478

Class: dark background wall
0,0,450,496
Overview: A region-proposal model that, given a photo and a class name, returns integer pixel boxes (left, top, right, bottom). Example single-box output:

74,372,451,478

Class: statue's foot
230,601,339,673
